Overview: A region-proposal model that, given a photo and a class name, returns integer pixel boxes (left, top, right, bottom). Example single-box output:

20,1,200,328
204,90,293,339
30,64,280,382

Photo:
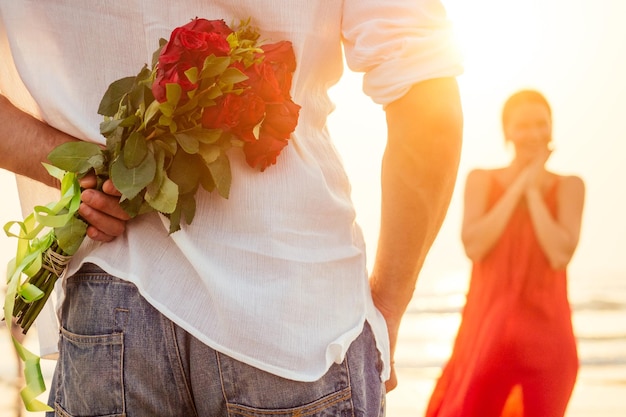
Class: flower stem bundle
12,242,70,333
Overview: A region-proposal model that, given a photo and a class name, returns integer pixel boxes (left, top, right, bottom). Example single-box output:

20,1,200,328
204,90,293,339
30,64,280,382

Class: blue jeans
47,264,386,416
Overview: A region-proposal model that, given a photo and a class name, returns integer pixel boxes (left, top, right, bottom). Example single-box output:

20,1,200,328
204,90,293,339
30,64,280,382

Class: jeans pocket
218,351,354,417
226,387,353,417
54,327,124,417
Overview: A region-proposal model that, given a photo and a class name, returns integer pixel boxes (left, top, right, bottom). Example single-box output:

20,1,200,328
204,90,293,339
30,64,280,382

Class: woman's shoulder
466,167,506,185
550,172,584,187
553,173,585,193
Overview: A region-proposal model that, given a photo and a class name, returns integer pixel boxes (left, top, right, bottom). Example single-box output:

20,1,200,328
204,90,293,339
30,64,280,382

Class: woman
0,1,463,415
426,90,585,417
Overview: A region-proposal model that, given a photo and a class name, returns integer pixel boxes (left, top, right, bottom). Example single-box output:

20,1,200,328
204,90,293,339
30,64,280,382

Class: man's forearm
370,77,463,316
0,94,78,187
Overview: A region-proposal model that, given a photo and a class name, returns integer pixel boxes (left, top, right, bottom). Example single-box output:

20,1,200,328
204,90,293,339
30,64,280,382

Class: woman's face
504,101,552,164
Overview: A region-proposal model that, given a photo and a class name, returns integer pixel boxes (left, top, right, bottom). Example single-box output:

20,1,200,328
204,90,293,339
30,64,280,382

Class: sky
1,0,625,291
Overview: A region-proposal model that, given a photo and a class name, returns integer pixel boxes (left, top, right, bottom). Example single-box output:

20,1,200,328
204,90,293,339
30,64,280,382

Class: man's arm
0,94,74,187
369,77,463,391
0,93,130,241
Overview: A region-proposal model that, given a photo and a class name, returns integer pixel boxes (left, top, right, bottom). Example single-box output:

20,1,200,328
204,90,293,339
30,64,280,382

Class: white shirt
0,0,462,381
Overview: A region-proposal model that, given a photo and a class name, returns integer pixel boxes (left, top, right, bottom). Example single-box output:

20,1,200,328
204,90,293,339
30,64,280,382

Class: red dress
425,176,578,417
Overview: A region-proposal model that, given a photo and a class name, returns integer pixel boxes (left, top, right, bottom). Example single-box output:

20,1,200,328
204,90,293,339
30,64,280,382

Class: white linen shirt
0,0,462,381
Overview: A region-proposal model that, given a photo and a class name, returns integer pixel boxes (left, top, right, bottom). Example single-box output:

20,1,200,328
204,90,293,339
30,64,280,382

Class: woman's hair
501,89,552,127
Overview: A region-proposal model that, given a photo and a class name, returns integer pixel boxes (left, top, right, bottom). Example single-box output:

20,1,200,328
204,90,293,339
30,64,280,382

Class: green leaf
158,114,173,126
199,165,216,193
110,150,156,200
174,132,200,154
205,85,223,100
154,136,178,156
119,192,147,218
159,102,175,118
123,131,148,168
165,83,182,108
55,216,87,255
100,118,124,135
119,114,139,128
145,172,178,214
185,66,199,84
207,153,231,199
128,65,152,109
87,154,106,172
201,55,231,78
143,100,161,126
168,151,201,195
219,67,248,86
179,192,197,226
42,163,66,181
105,126,124,154
198,143,221,165
198,129,222,144
144,150,178,214
167,192,197,233
48,142,103,174
98,76,136,117
167,208,182,234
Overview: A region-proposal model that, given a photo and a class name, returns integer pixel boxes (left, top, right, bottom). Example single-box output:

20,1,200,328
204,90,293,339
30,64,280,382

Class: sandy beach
1,322,624,417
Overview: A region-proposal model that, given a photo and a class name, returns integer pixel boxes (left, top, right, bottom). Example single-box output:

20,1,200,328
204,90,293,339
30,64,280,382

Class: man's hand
78,175,131,242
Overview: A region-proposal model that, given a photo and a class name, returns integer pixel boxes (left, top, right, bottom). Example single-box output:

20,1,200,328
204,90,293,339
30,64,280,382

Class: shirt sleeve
342,0,463,106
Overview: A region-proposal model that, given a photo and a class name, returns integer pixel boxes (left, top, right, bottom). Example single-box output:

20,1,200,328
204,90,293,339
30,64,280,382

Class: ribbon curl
3,167,82,412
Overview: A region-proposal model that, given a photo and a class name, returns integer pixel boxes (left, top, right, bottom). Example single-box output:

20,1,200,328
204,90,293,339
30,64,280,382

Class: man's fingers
85,225,116,242
78,174,97,189
78,202,127,238
385,366,398,392
81,189,131,221
101,179,122,197
79,176,122,197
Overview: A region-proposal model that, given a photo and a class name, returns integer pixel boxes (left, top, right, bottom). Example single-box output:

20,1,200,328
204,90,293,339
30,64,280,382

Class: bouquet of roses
3,18,299,411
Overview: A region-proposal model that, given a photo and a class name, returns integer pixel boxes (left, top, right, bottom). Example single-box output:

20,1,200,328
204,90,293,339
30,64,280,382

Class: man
0,1,463,415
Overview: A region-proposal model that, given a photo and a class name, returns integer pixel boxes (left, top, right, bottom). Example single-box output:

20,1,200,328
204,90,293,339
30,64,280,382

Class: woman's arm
461,168,528,261
526,175,585,269
369,77,463,391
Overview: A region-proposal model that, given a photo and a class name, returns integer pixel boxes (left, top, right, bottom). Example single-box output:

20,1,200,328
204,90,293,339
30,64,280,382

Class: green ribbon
3,167,82,412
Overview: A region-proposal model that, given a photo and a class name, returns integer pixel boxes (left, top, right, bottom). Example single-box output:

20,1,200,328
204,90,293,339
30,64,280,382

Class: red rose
260,41,297,98
152,19,233,104
240,41,297,103
153,62,199,102
243,61,283,103
202,92,267,143
182,18,233,38
262,41,296,72
261,101,301,139
231,92,266,142
243,99,300,170
201,94,245,130
243,132,289,171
